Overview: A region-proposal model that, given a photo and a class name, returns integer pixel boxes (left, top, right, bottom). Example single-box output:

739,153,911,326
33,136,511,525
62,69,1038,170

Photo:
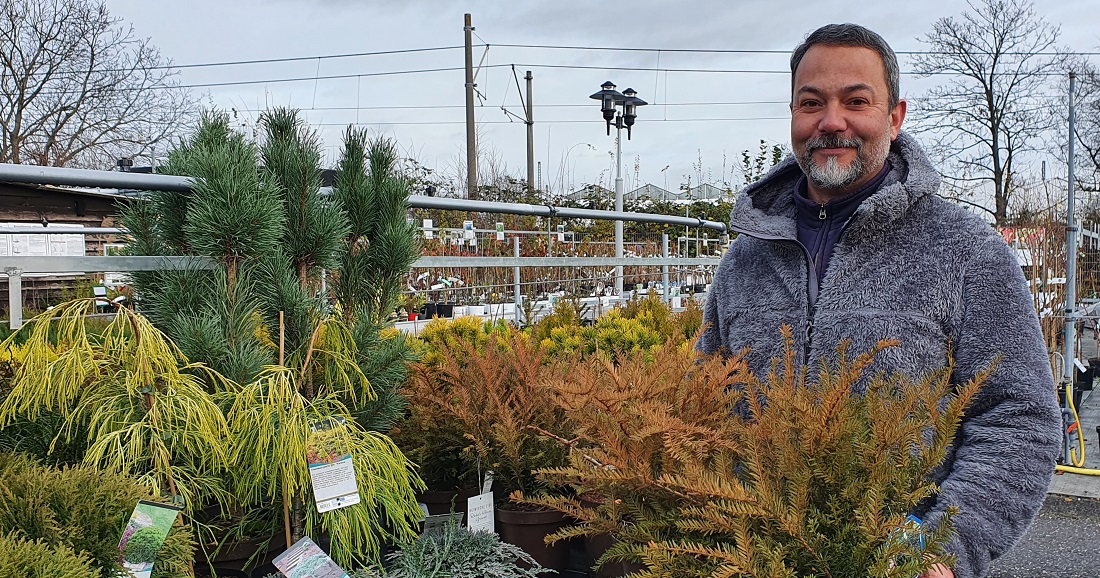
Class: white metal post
6,268,22,331
662,233,670,304
514,236,522,325
615,124,624,295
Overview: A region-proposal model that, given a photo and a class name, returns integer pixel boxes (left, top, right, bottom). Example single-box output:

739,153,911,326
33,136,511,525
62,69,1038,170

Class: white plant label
466,492,495,533
306,418,361,513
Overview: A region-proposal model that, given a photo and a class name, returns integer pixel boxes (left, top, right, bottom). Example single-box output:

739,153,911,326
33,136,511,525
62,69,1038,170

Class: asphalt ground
989,495,1100,577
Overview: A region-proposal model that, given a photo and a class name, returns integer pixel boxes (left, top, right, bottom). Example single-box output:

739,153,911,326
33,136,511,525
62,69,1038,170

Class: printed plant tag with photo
306,417,361,513
116,500,182,578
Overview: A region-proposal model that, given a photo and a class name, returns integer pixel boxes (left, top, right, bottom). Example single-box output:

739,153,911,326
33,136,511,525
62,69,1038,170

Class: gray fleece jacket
698,132,1061,578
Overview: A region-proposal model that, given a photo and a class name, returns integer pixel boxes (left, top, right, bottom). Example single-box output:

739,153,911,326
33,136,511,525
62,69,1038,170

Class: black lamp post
589,81,647,294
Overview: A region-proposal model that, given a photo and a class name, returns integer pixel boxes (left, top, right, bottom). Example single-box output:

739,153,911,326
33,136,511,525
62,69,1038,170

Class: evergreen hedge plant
0,452,194,578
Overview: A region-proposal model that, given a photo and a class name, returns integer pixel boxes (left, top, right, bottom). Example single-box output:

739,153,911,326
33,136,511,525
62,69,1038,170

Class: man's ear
890,99,907,140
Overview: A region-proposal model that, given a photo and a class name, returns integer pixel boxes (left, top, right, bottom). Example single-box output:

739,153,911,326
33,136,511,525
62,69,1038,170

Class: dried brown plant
521,327,986,578
402,328,569,502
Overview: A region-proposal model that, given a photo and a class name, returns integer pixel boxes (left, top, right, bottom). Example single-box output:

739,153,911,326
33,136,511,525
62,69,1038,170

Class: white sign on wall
0,223,87,276
0,223,85,257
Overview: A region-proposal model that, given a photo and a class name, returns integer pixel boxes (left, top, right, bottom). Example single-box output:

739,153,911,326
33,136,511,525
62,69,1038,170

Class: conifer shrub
402,327,569,502
529,296,587,343
521,328,984,578
413,316,510,367
0,453,194,578
535,293,705,362
366,516,551,578
0,534,98,578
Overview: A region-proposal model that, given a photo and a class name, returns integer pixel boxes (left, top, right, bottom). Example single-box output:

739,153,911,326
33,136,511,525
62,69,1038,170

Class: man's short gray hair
790,23,900,109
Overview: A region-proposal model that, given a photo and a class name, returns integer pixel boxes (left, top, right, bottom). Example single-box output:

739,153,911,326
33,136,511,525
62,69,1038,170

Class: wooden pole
278,311,291,548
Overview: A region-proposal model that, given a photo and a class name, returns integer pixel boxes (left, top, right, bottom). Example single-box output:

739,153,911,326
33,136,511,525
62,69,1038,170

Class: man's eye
799,100,821,108
849,99,869,106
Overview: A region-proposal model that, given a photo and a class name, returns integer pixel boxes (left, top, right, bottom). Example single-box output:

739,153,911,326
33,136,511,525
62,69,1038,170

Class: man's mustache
806,134,863,153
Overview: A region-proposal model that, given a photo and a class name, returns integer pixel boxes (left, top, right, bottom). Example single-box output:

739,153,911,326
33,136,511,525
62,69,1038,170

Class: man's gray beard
798,134,891,193
805,154,865,191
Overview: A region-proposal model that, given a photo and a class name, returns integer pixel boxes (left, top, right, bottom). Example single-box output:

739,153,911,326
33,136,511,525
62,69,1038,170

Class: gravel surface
988,495,1100,577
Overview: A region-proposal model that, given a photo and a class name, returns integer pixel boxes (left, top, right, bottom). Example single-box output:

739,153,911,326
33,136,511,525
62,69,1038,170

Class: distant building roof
625,183,673,200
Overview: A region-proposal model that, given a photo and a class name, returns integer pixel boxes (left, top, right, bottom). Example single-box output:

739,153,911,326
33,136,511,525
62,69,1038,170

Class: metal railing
0,163,725,329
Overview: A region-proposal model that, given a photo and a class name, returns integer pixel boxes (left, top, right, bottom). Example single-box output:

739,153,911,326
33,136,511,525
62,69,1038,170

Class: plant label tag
888,514,925,574
422,512,463,534
307,418,361,513
273,536,348,578
463,220,475,239
467,491,495,533
496,222,505,241
481,470,494,494
423,219,433,239
117,500,182,578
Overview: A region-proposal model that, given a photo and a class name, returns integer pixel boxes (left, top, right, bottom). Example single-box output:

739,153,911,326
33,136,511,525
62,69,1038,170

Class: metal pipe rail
2,254,720,330
0,163,728,233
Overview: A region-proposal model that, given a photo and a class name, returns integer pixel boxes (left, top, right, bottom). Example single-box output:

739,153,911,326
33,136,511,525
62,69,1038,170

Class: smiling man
698,23,1061,578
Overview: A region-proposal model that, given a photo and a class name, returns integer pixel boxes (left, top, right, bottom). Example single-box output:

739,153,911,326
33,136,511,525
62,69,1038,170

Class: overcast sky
105,0,1100,197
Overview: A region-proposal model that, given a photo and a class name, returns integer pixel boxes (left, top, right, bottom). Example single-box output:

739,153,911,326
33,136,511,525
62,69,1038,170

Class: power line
13,45,467,77
506,62,1076,77
229,100,791,113
492,42,1100,57
311,117,789,127
29,64,512,94
168,45,464,70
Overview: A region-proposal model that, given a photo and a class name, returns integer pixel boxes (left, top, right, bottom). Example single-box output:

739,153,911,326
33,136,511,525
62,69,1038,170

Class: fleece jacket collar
728,132,937,240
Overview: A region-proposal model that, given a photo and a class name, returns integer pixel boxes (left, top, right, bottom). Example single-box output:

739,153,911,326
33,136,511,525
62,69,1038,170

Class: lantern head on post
620,88,648,139
590,81,624,135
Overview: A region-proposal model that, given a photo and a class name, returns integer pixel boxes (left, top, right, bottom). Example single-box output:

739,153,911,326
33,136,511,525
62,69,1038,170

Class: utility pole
464,13,477,199
525,70,534,195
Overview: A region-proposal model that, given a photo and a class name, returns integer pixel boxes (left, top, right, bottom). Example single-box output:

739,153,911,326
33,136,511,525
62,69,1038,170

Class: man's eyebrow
794,83,876,97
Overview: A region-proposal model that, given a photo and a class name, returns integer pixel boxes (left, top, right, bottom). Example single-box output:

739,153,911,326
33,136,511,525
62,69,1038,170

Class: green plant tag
117,500,181,578
273,536,348,578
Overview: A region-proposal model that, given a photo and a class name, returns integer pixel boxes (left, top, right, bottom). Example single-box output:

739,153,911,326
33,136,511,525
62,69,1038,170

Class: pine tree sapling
332,129,420,327
118,109,428,562
523,328,985,578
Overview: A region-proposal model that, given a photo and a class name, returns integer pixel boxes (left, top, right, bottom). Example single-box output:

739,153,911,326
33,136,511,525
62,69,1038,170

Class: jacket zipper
727,224,819,362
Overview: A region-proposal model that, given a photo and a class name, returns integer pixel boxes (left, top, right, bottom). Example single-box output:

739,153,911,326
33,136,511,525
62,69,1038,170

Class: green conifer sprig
259,107,349,284
521,327,986,577
331,128,420,326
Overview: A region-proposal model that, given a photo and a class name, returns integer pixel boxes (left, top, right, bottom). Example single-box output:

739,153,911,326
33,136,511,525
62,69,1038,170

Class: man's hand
921,564,954,578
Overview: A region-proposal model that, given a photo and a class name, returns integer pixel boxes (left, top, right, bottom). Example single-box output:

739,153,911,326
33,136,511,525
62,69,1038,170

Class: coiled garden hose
1056,464,1100,476
1054,381,1100,476
1066,385,1086,468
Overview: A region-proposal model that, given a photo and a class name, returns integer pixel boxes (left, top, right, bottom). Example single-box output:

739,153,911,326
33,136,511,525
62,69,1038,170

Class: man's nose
818,102,846,133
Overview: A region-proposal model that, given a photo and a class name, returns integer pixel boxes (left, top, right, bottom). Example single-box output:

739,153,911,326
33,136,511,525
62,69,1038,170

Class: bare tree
910,0,1065,225
0,0,195,168
1072,60,1100,194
